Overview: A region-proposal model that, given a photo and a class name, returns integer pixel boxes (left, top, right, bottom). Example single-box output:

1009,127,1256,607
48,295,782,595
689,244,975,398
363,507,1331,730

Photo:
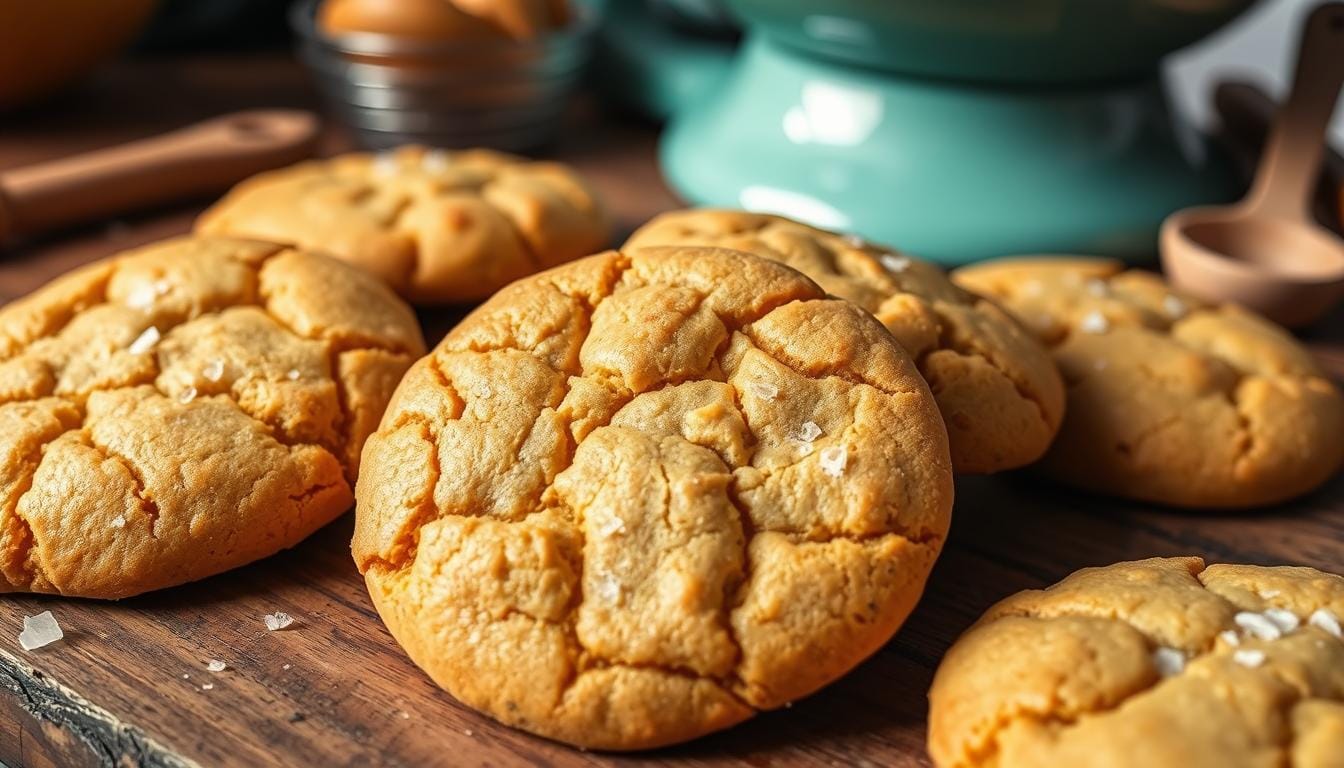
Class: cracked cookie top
929,557,1344,768
0,236,425,599
353,246,954,749
624,210,1064,475
196,146,611,304
953,257,1344,508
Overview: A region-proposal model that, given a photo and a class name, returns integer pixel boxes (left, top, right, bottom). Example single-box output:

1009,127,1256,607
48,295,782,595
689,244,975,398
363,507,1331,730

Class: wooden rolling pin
0,110,319,244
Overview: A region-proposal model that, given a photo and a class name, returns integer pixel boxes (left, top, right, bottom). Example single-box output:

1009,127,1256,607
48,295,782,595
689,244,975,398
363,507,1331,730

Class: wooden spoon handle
0,110,319,242
1246,2,1344,220
1217,81,1344,230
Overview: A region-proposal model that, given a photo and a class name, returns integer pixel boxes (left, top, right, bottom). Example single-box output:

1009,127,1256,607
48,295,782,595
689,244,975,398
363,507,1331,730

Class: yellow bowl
0,0,158,109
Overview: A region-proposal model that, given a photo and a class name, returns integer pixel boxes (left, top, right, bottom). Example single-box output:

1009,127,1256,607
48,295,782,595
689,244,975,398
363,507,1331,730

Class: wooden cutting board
2,54,1343,768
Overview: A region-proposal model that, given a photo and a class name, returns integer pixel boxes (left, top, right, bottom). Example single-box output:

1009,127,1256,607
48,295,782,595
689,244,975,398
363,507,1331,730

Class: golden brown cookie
0,236,425,599
625,210,1064,475
354,246,954,749
929,557,1344,768
196,146,610,304
953,257,1344,508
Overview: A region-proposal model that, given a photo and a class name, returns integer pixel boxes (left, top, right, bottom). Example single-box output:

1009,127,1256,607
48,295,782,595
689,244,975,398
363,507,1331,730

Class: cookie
354,246,954,749
929,557,1344,768
625,210,1064,474
0,236,425,599
196,146,610,304
953,258,1344,508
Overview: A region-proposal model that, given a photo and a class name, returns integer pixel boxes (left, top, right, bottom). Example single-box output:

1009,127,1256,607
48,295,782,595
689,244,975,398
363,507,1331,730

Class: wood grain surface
1,54,1342,768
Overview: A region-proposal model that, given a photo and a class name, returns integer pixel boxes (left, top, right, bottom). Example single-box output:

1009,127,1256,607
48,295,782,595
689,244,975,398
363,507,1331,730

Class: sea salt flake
596,516,626,538
373,152,398,176
203,358,225,382
111,515,126,529
819,445,848,477
422,149,450,172
178,386,197,404
595,573,623,605
842,234,867,248
1233,649,1266,668
473,381,493,399
264,612,295,631
1263,608,1300,633
183,673,190,679
400,711,411,720
18,611,63,651
795,421,823,443
126,284,158,310
128,326,161,355
1218,630,1240,647
1085,279,1109,297
1309,608,1341,638
1151,647,1185,677
796,441,816,457
1078,311,1109,334
747,380,778,401
283,664,292,670
880,254,911,273
1259,589,1281,599
1163,294,1187,318
1235,611,1282,641
286,369,301,381
464,729,474,736
206,659,227,672
201,683,215,691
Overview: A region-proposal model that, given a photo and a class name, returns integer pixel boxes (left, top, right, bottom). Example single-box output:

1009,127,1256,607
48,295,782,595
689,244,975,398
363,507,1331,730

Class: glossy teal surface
726,0,1260,83
593,0,736,120
662,36,1239,264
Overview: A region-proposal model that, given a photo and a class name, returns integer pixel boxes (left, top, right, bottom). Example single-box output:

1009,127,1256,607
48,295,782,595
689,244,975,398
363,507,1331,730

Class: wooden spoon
0,110,319,244
1161,2,1344,328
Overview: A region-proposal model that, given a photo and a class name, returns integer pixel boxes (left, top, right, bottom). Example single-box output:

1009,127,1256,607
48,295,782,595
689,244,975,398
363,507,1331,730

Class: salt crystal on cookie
206,659,227,672
880,255,910,273
747,381,778,401
203,358,225,382
1309,608,1341,638
796,421,822,443
1233,649,1266,668
1262,608,1299,633
128,326,161,355
820,445,848,477
1235,612,1282,640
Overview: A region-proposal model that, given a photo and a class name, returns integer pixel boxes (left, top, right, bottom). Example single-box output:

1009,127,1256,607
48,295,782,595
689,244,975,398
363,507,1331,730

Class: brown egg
317,0,568,42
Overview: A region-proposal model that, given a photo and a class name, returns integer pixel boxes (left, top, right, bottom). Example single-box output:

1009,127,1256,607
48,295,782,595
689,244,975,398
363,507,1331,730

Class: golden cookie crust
354,247,954,749
0,236,425,599
929,557,1344,768
625,210,1064,475
953,257,1344,508
196,146,611,304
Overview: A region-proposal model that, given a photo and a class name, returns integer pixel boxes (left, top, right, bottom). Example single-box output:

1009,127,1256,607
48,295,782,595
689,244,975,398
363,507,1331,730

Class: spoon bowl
1162,206,1344,327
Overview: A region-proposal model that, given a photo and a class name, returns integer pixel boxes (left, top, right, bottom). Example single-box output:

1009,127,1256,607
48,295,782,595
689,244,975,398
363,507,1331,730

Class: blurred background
1,0,1341,266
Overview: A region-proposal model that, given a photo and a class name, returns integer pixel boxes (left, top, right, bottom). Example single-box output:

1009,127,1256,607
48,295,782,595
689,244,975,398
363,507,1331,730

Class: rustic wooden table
1,55,1341,768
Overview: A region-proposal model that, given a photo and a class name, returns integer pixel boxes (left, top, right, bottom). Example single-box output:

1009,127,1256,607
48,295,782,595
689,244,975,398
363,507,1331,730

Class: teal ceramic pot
662,1,1262,263
726,0,1259,83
